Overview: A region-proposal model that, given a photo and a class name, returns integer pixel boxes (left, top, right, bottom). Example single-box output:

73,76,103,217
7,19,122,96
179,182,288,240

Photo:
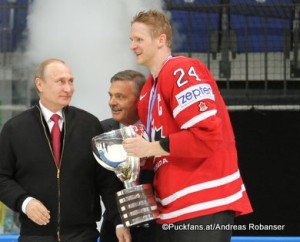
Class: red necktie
51,114,61,166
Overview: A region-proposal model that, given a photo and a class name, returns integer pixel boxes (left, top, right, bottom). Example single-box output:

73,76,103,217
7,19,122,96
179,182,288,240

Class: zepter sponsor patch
174,84,215,117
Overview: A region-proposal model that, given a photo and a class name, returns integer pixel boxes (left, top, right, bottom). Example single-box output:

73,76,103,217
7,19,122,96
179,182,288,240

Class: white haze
25,0,163,120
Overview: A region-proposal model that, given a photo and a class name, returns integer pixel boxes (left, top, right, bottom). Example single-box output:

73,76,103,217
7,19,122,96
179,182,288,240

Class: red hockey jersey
138,56,253,224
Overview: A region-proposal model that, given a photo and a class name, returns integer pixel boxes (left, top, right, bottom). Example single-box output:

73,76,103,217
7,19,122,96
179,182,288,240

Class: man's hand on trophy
123,135,170,158
116,226,131,242
123,135,150,158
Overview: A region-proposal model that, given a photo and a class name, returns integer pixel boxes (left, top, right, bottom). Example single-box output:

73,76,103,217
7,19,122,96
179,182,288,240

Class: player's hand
116,226,131,242
123,135,169,157
123,135,150,158
26,199,50,225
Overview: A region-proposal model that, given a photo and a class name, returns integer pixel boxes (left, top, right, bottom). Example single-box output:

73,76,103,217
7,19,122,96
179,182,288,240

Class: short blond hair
131,10,173,49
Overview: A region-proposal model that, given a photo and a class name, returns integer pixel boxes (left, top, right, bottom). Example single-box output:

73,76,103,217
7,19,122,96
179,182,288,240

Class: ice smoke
25,0,162,120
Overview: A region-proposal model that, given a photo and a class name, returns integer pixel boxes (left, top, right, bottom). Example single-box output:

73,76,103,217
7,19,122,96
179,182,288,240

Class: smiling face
130,11,173,72
130,22,158,68
108,80,139,126
35,61,74,112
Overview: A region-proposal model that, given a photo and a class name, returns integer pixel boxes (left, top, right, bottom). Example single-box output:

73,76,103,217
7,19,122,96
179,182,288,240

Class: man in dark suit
0,58,130,242
100,70,156,242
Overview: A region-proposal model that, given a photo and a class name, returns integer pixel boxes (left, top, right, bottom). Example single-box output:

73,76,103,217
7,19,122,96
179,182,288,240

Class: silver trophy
91,124,159,227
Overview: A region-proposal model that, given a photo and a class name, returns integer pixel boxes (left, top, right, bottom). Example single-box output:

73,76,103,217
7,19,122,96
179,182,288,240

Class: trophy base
116,184,159,228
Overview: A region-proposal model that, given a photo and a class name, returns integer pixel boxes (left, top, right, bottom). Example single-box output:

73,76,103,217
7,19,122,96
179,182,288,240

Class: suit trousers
100,219,156,242
18,227,99,242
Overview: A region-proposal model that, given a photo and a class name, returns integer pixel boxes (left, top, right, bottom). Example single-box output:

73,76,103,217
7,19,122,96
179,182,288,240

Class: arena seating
168,0,221,53
229,0,293,52
0,0,29,52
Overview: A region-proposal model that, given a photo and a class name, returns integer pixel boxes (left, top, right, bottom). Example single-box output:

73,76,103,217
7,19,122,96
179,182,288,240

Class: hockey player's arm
123,135,169,158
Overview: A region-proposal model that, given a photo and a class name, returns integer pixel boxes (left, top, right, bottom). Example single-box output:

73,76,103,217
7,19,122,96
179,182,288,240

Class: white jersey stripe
181,109,217,129
159,185,246,220
158,170,241,206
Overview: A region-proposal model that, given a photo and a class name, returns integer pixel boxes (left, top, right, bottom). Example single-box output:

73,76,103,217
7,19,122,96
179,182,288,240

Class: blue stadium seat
229,0,293,53
169,0,220,5
12,0,28,51
0,0,29,52
169,0,221,53
0,234,18,242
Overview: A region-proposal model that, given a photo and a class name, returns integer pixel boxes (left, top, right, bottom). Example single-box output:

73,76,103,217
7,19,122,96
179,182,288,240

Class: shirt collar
120,120,141,128
39,100,63,122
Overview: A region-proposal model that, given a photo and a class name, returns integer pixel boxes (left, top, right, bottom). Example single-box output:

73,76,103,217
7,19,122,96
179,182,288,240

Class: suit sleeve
96,165,124,226
0,122,28,212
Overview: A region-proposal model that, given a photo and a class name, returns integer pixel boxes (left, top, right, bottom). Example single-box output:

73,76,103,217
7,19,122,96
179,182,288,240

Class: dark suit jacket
0,106,122,236
101,118,120,133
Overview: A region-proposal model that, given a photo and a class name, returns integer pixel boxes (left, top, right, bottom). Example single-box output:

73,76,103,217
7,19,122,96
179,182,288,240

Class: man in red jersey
122,10,253,242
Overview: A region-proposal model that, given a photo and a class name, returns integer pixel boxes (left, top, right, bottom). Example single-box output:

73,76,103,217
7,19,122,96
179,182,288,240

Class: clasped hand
123,135,150,158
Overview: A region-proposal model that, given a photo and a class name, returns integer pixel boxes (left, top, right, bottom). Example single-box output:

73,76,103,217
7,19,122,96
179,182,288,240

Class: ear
157,34,167,48
35,77,43,93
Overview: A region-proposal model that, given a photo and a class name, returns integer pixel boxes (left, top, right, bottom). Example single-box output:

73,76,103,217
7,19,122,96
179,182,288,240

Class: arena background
0,0,300,238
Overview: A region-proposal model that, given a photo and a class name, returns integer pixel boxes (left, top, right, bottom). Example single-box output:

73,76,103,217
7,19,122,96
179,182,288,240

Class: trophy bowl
91,128,139,182
91,124,159,227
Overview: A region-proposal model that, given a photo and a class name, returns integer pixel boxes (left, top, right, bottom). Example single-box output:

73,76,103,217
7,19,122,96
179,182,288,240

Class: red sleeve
163,58,224,158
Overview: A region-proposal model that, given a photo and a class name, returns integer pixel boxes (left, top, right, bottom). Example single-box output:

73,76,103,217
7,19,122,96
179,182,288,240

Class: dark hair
110,69,146,96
